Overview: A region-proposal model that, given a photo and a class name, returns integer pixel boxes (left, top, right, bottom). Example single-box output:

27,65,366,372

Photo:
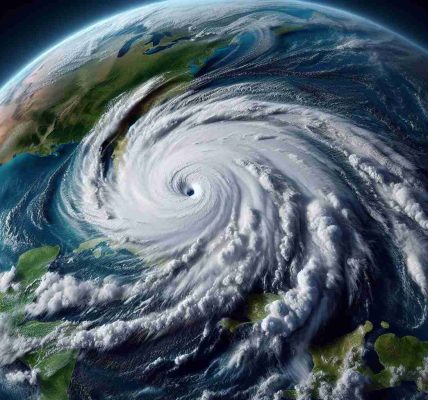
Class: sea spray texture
0,1,428,399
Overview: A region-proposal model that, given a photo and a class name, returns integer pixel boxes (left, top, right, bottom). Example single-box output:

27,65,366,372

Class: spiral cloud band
49,77,427,349
0,1,427,398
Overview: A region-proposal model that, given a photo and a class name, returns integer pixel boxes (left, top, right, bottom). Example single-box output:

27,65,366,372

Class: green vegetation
246,293,281,321
0,245,60,315
219,318,245,333
25,349,78,400
1,30,232,164
112,137,129,170
283,321,378,398
0,245,78,400
73,237,108,254
93,248,102,259
15,245,60,287
369,333,428,391
5,244,428,399
219,290,428,396
74,236,142,258
283,320,428,397
376,334,428,370
276,321,374,400
219,292,281,333
282,389,298,399
18,320,62,338
311,321,373,382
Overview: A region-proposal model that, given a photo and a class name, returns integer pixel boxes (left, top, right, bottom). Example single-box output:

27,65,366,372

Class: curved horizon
0,0,427,93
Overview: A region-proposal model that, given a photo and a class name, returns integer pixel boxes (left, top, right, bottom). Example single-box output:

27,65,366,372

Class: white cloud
0,267,16,292
0,316,35,366
26,272,126,316
6,368,38,386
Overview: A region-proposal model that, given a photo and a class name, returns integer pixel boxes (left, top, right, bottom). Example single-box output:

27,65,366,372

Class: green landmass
112,137,128,170
73,236,142,258
284,320,428,398
73,237,108,254
282,389,298,399
0,245,78,400
5,250,428,400
1,23,305,164
381,321,390,329
311,321,373,382
1,29,232,164
0,245,60,315
93,248,102,259
369,333,428,391
25,349,78,400
219,292,281,333
19,320,62,338
219,318,246,333
15,245,60,287
246,293,282,321
218,291,428,397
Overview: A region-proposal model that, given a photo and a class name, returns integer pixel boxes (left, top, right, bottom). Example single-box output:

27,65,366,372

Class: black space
0,0,427,86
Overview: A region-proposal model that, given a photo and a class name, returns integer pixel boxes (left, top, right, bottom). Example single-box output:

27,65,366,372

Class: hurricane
0,1,428,399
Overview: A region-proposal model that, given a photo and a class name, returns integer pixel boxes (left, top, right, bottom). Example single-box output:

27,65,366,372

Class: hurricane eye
186,188,195,197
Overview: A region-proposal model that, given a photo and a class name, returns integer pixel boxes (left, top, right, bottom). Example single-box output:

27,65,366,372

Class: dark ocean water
0,2,428,399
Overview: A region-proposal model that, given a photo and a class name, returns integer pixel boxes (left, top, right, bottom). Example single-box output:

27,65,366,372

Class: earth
0,1,428,399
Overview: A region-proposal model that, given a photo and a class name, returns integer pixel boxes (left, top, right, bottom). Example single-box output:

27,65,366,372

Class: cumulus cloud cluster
26,272,126,316
42,75,427,357
0,0,426,398
0,267,16,293
294,368,369,400
0,316,35,367
6,368,38,386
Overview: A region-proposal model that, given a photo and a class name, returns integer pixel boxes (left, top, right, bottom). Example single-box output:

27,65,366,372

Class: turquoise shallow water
0,1,428,399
